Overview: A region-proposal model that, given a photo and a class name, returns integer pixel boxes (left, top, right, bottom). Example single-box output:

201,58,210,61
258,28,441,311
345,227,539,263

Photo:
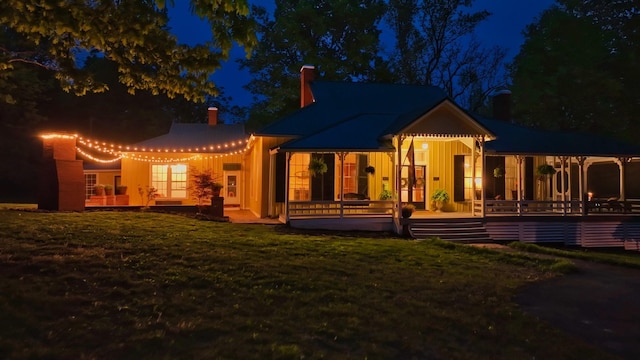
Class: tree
239,0,387,130
508,1,637,141
0,0,257,102
385,0,507,111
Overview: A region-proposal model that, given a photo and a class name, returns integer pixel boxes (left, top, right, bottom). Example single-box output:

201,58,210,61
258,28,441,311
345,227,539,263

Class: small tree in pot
431,189,450,212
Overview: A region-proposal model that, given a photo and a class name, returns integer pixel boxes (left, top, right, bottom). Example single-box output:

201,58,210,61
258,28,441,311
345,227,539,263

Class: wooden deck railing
485,199,640,216
288,200,395,219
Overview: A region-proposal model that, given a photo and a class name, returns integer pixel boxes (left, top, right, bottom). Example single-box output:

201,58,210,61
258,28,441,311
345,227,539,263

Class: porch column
396,135,405,219
268,152,276,217
576,156,586,214
515,155,523,216
338,152,346,218
480,136,485,216
471,138,477,215
560,156,567,215
285,152,292,223
616,157,630,201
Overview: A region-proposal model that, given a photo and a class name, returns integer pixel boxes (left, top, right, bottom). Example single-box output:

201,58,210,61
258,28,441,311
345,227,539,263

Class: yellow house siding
400,139,472,212
120,153,244,206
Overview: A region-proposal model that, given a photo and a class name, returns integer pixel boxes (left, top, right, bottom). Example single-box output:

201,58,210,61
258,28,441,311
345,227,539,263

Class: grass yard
0,209,615,359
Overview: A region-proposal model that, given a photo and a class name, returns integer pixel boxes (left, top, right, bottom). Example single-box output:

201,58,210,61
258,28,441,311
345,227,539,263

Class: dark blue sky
169,0,556,108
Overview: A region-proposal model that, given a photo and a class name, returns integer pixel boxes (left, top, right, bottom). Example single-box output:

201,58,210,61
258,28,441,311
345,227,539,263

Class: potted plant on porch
94,184,105,196
431,189,450,212
401,203,416,218
211,182,224,198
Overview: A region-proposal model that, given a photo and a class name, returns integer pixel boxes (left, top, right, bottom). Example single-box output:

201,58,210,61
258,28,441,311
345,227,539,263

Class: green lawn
0,209,615,359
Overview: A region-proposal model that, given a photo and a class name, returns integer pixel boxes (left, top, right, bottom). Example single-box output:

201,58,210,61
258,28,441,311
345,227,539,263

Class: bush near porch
0,209,611,359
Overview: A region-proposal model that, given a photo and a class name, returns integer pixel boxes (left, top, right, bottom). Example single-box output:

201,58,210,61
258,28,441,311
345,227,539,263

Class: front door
401,165,427,209
223,171,240,205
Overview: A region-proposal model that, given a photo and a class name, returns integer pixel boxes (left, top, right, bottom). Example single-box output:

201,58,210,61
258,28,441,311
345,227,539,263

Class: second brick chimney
492,89,512,122
208,107,218,126
300,65,315,108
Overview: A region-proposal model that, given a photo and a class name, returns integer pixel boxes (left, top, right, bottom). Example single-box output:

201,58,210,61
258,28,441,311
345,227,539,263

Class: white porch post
616,157,629,201
285,152,292,223
396,135,405,219
561,156,567,215
576,156,586,214
268,152,276,217
338,152,346,218
480,136,485,216
516,155,523,216
471,137,477,215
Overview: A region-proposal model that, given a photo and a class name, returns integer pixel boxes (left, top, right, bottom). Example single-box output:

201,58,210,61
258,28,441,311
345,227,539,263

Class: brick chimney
492,89,512,122
300,65,315,108
208,107,218,126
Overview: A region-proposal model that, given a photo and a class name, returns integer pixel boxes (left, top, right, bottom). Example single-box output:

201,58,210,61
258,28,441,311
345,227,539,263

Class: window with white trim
151,164,188,198
84,173,97,199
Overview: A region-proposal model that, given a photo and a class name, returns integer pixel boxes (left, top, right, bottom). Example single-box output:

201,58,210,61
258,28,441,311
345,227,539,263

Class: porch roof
259,81,492,151
276,113,397,152
131,123,247,152
256,81,449,138
479,116,640,156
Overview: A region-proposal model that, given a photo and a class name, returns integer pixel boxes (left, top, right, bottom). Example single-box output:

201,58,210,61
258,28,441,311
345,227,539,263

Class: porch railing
485,199,640,216
288,200,395,219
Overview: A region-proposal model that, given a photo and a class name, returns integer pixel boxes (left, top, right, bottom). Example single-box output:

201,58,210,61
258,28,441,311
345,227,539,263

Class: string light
41,132,255,163
77,136,250,154
76,146,122,163
40,133,78,140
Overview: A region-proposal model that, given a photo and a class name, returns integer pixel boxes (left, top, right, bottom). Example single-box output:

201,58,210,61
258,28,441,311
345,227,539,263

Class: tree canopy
0,0,257,102
239,0,388,130
509,0,640,142
386,0,507,111
240,0,507,129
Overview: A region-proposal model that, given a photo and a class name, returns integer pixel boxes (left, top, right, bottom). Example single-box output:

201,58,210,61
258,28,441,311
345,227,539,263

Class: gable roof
478,116,640,157
259,81,492,152
132,123,247,152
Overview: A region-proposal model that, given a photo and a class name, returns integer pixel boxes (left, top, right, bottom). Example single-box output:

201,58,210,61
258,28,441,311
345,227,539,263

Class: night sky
168,0,556,108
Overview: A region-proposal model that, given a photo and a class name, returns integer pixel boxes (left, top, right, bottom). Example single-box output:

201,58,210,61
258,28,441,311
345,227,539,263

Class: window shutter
454,155,465,202
275,152,286,203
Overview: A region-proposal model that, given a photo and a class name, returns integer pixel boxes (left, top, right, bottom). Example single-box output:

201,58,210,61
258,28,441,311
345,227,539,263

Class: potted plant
536,164,556,177
308,156,328,199
211,182,224,198
401,203,416,218
308,156,328,177
365,165,375,175
536,163,556,202
116,185,128,195
104,184,114,196
94,184,105,196
431,189,450,212
379,189,393,200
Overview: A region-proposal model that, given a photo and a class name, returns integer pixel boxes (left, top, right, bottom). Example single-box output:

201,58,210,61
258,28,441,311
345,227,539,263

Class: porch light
588,192,593,201
474,177,482,187
421,143,428,150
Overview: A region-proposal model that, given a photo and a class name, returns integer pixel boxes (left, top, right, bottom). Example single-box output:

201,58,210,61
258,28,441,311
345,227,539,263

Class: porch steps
409,219,493,243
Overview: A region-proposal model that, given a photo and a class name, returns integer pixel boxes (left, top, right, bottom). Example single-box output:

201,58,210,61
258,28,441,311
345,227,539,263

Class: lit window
151,164,188,198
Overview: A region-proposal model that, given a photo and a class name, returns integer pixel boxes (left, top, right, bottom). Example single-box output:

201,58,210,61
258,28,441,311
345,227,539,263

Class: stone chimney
300,65,315,108
208,107,218,126
492,89,512,122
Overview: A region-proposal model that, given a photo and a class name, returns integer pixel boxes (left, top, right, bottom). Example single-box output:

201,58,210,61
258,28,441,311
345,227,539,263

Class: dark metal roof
133,123,247,152
256,81,449,138
258,81,493,151
478,116,640,156
277,113,398,152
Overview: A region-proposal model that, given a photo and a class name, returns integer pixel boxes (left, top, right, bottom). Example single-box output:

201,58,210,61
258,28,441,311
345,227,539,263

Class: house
44,65,640,250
